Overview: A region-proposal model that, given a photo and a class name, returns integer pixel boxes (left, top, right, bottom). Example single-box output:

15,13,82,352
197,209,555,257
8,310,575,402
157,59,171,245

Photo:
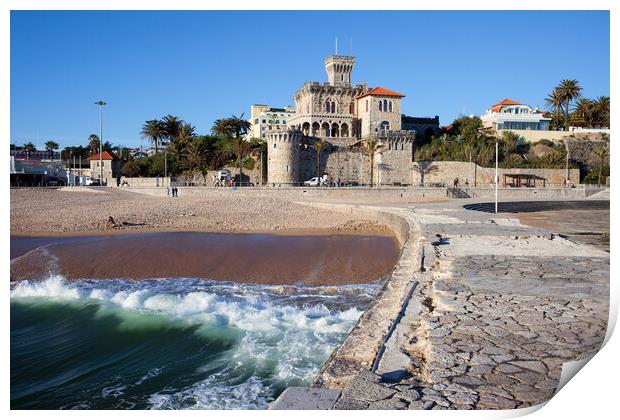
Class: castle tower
266,128,302,185
325,55,355,86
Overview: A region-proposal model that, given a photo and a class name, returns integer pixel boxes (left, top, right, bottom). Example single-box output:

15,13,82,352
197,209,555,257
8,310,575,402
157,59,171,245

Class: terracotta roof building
481,99,550,132
88,151,122,185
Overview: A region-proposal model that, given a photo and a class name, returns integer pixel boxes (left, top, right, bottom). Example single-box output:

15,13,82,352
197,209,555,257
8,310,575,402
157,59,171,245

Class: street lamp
495,140,499,214
95,100,106,184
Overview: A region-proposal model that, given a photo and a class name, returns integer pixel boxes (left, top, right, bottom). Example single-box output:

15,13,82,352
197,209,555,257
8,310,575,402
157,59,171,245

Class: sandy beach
10,188,389,236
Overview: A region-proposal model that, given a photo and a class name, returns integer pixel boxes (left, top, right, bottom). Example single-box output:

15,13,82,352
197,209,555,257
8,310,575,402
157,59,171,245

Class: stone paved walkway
331,203,609,410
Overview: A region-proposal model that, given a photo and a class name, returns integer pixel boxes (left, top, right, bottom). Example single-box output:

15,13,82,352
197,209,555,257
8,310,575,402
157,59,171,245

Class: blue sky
11,10,610,149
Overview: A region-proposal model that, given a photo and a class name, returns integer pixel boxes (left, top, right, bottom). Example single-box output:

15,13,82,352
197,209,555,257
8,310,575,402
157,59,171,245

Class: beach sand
10,188,401,286
10,188,389,236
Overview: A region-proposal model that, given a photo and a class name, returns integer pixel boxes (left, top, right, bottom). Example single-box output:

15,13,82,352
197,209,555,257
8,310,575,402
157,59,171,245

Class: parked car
304,175,327,186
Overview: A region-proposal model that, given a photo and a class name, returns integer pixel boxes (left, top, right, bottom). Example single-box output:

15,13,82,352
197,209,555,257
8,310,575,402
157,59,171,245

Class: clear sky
10,10,610,149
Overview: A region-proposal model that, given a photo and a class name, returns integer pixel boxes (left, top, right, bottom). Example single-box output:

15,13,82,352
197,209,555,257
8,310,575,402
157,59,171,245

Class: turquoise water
11,276,377,409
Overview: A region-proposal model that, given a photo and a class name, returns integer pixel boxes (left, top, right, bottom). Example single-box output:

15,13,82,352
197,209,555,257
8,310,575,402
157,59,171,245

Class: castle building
265,55,417,186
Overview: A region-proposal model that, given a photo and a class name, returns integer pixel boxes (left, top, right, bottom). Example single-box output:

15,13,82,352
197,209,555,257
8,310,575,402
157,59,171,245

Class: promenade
273,198,610,409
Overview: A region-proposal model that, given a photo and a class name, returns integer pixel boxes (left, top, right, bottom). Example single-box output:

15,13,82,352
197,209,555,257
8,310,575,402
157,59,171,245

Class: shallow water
11,231,400,286
11,276,379,409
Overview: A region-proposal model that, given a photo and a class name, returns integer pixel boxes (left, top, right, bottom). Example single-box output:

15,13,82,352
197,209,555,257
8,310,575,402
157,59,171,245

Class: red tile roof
357,87,406,99
87,151,117,161
492,98,522,107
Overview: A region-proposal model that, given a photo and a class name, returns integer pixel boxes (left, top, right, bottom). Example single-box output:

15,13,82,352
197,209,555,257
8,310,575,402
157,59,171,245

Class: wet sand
11,231,400,286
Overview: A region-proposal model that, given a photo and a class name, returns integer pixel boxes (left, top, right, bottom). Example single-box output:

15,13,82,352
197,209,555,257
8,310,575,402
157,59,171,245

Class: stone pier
272,200,609,410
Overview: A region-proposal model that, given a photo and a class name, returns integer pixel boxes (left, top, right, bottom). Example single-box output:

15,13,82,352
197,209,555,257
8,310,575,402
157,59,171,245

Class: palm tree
544,89,565,130
141,119,166,154
592,145,609,187
167,122,196,164
556,79,583,130
22,142,36,157
88,134,100,155
229,137,252,186
228,114,252,139
45,140,59,153
360,137,382,187
594,96,610,127
573,98,595,127
412,161,438,186
312,138,329,181
161,114,183,145
185,138,206,177
212,119,233,137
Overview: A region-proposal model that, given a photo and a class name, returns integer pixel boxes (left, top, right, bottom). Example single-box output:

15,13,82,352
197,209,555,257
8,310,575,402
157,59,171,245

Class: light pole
495,140,499,214
95,100,106,184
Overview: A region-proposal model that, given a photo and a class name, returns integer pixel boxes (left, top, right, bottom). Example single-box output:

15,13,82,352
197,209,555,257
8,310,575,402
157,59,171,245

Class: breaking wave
11,276,377,409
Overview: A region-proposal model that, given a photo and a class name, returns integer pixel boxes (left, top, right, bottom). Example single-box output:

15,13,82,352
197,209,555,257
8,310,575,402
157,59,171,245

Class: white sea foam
11,276,375,409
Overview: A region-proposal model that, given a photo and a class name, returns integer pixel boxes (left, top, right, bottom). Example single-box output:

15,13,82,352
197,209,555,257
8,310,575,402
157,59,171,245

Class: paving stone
333,398,369,410
453,375,484,386
422,394,451,407
395,389,421,402
368,398,408,410
509,360,548,374
513,370,546,386
468,364,495,375
340,376,396,402
271,387,341,410
495,364,522,374
476,392,518,410
408,400,435,410
446,392,478,405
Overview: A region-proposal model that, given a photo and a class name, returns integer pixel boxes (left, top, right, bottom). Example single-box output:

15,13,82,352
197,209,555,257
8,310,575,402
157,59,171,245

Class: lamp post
495,140,499,214
95,100,106,184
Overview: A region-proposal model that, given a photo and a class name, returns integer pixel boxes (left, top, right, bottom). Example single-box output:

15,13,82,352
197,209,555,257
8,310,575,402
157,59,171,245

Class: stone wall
497,129,610,144
413,161,580,186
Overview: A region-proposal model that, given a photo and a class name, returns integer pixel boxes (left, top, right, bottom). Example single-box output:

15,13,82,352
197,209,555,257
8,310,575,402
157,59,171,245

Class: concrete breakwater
272,200,609,410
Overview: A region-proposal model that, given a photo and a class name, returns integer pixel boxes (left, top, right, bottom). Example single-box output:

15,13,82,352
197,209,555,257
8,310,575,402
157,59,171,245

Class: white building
248,104,295,140
481,98,551,131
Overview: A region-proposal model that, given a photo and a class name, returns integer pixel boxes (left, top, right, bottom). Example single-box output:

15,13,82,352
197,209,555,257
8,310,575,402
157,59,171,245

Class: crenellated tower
324,55,355,86
266,128,302,185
